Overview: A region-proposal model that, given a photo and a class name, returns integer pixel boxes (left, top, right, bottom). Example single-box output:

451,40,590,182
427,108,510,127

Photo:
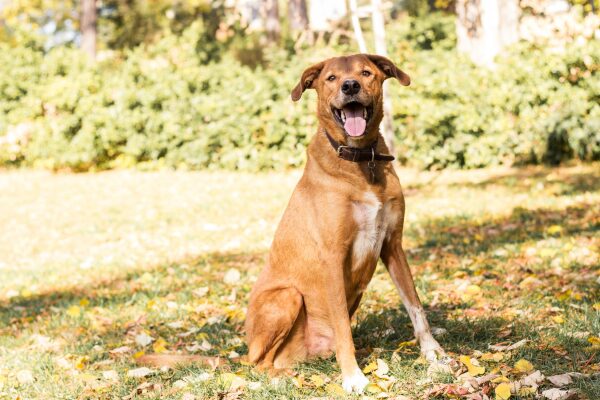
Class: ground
0,164,598,400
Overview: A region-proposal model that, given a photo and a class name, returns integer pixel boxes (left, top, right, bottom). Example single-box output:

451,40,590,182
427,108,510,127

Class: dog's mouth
332,102,373,137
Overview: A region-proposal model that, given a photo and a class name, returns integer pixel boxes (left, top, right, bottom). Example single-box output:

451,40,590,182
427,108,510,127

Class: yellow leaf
552,315,564,324
588,336,600,346
309,375,325,387
514,359,533,373
325,383,346,396
146,299,156,310
495,382,511,400
291,376,303,388
518,387,537,396
133,350,145,359
66,305,81,318
363,361,377,374
547,225,562,235
481,352,504,362
593,303,600,311
397,340,416,350
466,284,482,295
366,383,383,393
474,233,484,241
459,355,485,376
492,376,509,383
152,338,167,353
79,298,90,307
75,356,88,370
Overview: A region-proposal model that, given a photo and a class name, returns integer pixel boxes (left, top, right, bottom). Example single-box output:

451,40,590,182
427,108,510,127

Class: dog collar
324,130,395,163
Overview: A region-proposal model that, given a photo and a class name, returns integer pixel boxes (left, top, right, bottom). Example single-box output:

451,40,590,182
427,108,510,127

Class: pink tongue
343,106,366,137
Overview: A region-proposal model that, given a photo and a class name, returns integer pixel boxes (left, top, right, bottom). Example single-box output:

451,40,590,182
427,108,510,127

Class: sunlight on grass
0,164,598,399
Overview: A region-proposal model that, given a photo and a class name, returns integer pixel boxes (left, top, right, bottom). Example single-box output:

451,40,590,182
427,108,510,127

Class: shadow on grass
0,251,266,333
412,201,599,257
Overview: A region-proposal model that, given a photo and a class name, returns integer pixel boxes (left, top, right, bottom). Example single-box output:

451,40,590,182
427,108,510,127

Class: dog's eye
361,70,372,77
327,75,336,81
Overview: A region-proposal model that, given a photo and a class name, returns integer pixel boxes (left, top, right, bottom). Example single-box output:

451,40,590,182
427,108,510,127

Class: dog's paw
342,368,369,394
419,335,447,363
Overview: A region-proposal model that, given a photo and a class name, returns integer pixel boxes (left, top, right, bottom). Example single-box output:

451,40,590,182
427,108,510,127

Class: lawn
0,164,598,399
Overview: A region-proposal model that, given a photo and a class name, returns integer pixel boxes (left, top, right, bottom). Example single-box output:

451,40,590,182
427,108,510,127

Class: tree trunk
456,0,520,67
349,0,368,53
288,0,309,31
371,0,395,155
81,0,97,60
263,0,280,42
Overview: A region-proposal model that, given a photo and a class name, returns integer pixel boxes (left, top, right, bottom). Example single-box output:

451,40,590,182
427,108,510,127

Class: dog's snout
341,80,361,95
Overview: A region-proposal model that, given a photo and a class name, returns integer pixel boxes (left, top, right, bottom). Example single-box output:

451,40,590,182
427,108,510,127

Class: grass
0,164,598,399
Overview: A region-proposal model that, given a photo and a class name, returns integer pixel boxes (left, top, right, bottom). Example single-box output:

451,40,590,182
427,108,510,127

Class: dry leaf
223,268,241,284
127,367,154,378
489,339,527,351
514,359,534,373
541,388,578,400
135,332,154,347
309,374,325,387
375,359,390,376
16,370,34,385
495,382,511,400
547,373,573,387
459,355,485,376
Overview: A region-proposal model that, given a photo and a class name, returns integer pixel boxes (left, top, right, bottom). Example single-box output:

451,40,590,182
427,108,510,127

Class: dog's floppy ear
291,61,325,101
366,54,410,86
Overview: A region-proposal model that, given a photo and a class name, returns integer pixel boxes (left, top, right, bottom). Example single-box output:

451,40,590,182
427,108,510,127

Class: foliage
0,14,599,171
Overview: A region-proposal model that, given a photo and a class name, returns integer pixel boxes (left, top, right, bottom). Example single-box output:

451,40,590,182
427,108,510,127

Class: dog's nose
341,80,361,95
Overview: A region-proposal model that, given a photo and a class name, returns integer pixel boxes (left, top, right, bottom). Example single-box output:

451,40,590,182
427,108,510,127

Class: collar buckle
336,145,349,158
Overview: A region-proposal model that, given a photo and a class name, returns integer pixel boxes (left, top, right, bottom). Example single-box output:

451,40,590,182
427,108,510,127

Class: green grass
0,164,599,399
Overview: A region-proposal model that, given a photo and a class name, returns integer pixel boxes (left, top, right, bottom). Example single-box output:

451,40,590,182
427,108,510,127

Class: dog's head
291,54,410,145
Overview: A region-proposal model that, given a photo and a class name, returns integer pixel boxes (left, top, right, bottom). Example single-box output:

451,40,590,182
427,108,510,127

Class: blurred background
0,0,598,172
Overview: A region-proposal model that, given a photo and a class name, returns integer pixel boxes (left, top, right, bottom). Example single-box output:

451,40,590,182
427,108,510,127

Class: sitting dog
245,54,446,394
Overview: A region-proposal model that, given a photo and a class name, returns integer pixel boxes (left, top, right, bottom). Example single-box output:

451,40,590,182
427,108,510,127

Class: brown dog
245,54,446,393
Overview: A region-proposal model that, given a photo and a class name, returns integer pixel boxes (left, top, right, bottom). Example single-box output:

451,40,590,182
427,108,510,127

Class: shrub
0,14,598,171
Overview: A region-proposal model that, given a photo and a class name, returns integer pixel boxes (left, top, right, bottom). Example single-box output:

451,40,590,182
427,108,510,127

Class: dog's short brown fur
245,54,445,393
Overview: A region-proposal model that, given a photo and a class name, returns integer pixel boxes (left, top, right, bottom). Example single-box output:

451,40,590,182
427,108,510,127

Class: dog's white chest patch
351,192,395,266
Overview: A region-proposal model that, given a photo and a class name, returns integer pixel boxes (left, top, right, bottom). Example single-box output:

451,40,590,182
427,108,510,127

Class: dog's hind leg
245,287,303,371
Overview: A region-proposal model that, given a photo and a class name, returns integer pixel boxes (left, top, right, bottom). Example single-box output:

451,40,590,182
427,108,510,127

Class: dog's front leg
322,257,369,393
381,238,445,362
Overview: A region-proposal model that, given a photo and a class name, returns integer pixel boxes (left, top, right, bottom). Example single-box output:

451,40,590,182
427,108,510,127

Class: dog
245,54,446,394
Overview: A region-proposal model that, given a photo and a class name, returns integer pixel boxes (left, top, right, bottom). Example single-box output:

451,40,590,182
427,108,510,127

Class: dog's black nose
341,79,361,95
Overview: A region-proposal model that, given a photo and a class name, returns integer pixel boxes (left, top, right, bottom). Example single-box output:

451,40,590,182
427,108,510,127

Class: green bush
0,14,598,171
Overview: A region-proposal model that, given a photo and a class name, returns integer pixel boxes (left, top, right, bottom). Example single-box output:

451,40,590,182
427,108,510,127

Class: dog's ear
291,61,325,101
366,54,410,86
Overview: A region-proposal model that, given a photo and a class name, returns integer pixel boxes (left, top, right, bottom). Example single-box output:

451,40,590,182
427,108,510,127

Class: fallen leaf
152,338,167,353
109,346,131,355
547,373,573,387
309,374,325,387
495,382,511,400
135,332,154,347
514,359,534,373
460,355,485,376
102,370,119,381
363,361,378,374
223,268,241,285
16,370,34,385
182,393,195,400
192,287,209,297
66,305,81,318
127,367,154,378
375,358,390,376
541,388,578,400
489,339,527,352
326,383,346,396
547,225,563,235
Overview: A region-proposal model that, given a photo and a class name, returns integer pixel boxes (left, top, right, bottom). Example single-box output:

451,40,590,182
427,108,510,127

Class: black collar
324,130,395,163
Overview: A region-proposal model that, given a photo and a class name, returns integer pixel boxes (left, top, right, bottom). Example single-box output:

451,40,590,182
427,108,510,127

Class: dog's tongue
343,105,366,137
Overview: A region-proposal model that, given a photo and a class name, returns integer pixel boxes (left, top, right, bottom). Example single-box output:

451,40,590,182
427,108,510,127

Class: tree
456,0,520,67
263,0,280,42
288,0,309,31
81,0,97,59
